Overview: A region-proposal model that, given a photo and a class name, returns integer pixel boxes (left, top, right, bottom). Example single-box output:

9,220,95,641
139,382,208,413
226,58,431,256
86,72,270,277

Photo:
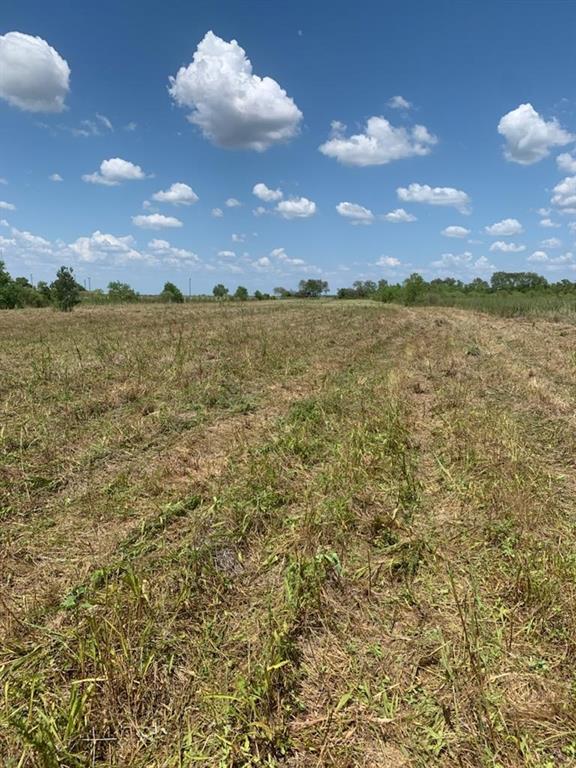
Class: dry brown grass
1,300,576,766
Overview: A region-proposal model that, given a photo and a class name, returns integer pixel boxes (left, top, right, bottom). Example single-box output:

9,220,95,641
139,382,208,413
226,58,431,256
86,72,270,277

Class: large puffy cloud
253,182,283,202
497,104,573,165
69,231,145,263
276,197,316,219
152,182,198,205
0,32,70,112
1,223,53,257
485,218,523,236
132,214,183,229
168,31,302,150
336,201,374,224
551,176,576,211
397,183,470,213
83,158,147,186
442,225,470,238
319,117,437,166
383,208,417,223
0,201,16,211
489,241,526,253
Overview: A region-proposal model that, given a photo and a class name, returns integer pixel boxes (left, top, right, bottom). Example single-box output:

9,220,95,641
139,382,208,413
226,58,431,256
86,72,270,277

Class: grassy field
1,300,576,767
410,291,576,322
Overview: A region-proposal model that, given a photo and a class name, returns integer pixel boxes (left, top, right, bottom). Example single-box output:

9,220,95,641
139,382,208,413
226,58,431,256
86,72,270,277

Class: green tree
108,281,139,303
468,277,490,293
160,281,184,303
37,281,52,303
352,280,377,298
50,266,81,312
234,285,249,301
491,272,548,292
254,289,264,300
403,273,427,305
213,283,229,299
0,263,19,308
298,279,329,298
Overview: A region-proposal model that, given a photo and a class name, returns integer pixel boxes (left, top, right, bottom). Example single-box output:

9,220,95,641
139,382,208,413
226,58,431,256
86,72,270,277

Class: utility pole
88,276,91,291
188,276,191,300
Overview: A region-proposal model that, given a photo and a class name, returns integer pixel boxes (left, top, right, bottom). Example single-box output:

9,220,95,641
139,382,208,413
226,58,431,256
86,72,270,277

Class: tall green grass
407,290,576,320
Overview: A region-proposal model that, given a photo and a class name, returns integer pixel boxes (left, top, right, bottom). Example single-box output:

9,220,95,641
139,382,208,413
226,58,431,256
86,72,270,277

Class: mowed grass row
1,302,576,766
0,300,394,636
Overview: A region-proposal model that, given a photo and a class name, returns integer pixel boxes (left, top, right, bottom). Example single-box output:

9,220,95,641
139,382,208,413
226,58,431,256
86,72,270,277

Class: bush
234,285,249,301
50,267,82,312
108,281,139,303
160,282,184,303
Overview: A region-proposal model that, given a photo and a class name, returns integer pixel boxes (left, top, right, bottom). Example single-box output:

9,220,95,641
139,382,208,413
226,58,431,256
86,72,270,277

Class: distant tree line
336,272,576,305
0,262,86,311
0,263,333,312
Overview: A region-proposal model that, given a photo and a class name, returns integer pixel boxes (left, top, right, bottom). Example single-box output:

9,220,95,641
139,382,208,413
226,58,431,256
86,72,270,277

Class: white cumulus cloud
147,238,200,264
557,152,576,174
253,182,283,202
433,251,494,271
376,256,401,267
226,197,242,207
132,214,183,229
276,196,316,219
497,103,573,165
69,231,145,263
541,237,562,249
49,173,63,182
383,208,417,223
489,241,526,253
319,116,437,166
551,176,576,211
0,201,16,211
83,158,147,186
442,225,470,238
388,95,411,110
0,32,70,112
152,182,198,205
485,218,523,236
168,31,302,150
528,250,574,266
528,250,548,262
336,201,374,225
397,183,470,213
539,218,559,228
211,207,223,218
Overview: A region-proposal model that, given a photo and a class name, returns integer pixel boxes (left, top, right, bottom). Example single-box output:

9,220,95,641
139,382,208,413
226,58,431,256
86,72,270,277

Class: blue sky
1,0,576,293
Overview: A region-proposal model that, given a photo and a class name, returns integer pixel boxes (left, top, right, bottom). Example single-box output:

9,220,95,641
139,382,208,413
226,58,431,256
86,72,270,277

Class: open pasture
1,300,576,767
